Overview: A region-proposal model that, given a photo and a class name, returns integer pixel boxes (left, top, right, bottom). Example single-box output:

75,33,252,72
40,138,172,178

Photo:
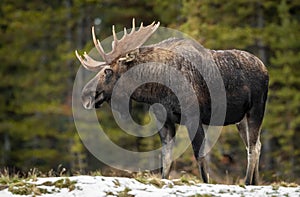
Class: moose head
75,19,160,109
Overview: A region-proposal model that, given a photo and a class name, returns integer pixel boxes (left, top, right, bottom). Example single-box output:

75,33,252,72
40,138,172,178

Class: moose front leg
158,122,176,179
187,124,209,183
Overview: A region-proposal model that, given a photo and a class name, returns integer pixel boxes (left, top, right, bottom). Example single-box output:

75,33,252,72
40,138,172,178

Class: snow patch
1,176,299,197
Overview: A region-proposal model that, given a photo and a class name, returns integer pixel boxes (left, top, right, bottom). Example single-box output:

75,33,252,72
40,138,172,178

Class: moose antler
75,18,160,71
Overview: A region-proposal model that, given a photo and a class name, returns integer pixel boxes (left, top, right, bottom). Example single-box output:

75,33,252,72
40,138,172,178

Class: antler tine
75,50,107,71
112,25,118,51
92,26,107,62
130,18,136,34
103,19,160,63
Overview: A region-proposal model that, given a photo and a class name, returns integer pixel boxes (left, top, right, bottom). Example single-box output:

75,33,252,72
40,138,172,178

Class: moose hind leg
237,109,263,185
246,126,261,185
159,122,175,179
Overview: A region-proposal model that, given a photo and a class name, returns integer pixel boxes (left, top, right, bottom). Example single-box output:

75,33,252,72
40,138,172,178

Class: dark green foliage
0,0,173,174
262,0,300,180
0,0,84,172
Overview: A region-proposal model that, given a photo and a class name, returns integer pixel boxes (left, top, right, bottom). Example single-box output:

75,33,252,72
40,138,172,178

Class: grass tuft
118,187,133,197
134,171,165,188
271,181,299,190
173,174,201,186
89,170,102,176
239,184,246,189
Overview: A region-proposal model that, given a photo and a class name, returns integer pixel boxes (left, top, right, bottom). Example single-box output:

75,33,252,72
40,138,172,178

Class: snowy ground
1,175,300,197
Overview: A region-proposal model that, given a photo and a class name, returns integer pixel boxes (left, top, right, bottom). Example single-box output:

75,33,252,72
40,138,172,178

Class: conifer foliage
0,0,299,182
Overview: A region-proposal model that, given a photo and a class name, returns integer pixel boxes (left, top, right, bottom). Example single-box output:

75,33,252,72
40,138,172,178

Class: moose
75,19,269,185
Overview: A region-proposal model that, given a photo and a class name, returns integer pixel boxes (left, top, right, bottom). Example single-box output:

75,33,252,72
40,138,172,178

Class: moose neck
130,83,171,104
125,47,182,107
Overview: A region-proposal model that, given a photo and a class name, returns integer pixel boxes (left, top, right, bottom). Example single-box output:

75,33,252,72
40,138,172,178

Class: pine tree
0,0,82,172
263,0,300,180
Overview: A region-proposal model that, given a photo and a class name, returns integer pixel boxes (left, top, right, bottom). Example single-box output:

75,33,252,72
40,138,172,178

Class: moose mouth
94,91,108,108
82,91,108,109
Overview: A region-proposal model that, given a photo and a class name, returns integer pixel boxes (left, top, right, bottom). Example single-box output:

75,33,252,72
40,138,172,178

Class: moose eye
104,68,113,78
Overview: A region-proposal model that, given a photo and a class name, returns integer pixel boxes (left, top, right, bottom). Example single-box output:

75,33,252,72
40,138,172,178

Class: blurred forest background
0,0,300,183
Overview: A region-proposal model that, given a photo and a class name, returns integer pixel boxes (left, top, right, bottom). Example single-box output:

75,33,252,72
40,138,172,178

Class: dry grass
0,167,78,196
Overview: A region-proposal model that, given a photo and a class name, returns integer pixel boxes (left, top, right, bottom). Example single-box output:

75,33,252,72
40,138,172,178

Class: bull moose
75,19,269,185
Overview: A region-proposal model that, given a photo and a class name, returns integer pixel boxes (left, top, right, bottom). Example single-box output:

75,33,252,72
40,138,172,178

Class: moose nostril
82,96,94,109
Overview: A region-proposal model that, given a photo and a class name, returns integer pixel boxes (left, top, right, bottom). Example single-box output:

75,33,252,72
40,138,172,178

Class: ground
1,175,300,197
